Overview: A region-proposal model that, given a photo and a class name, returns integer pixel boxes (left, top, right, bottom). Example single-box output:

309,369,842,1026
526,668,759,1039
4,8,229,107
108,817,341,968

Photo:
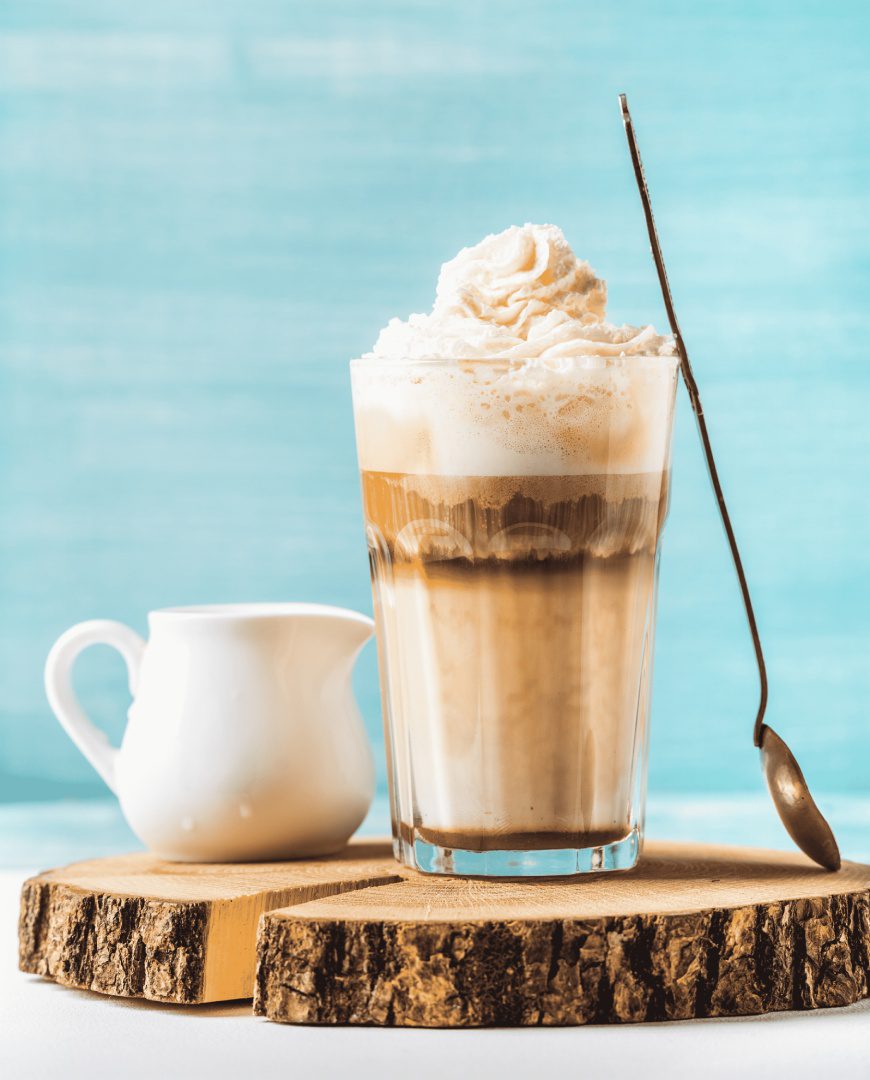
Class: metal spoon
618,93,841,871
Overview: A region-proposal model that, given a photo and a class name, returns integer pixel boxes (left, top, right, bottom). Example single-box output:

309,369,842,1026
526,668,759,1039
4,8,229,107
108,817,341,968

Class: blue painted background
2,2,868,819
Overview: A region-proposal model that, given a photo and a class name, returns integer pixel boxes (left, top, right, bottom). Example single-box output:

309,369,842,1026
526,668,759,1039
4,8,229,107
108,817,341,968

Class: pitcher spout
320,607,375,659
291,604,374,675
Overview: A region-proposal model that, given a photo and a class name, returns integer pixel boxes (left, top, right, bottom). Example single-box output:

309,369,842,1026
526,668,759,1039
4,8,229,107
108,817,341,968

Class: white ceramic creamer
45,603,376,861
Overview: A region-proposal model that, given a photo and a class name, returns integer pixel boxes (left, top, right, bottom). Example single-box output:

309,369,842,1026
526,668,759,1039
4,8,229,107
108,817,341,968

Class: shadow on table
22,975,251,1018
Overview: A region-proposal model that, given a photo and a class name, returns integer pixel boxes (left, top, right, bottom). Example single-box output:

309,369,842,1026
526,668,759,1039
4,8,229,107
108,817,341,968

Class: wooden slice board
18,841,400,1003
254,841,870,1027
20,840,870,1024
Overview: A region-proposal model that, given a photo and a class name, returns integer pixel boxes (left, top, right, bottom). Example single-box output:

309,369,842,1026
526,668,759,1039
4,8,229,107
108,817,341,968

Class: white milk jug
45,603,376,861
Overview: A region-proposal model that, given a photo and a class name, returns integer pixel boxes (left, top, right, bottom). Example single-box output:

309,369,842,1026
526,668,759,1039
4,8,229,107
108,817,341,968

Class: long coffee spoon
619,93,840,871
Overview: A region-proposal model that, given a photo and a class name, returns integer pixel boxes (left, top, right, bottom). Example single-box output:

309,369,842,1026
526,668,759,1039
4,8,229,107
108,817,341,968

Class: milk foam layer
353,225,677,477
353,356,677,476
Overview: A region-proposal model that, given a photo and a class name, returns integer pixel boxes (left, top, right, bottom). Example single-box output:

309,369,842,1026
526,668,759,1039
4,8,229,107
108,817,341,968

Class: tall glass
351,355,678,876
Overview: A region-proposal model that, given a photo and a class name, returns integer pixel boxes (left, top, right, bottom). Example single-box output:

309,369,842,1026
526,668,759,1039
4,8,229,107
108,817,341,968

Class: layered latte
352,225,677,873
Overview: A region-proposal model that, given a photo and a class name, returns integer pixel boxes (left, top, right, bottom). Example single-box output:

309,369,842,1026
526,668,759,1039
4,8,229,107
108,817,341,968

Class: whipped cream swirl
367,224,674,361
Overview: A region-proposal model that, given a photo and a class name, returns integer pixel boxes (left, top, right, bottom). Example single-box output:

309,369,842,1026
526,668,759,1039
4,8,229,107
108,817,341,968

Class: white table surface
3,867,869,1080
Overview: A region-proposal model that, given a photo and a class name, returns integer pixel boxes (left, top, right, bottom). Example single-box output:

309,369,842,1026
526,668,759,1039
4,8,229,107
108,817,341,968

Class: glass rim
350,353,679,372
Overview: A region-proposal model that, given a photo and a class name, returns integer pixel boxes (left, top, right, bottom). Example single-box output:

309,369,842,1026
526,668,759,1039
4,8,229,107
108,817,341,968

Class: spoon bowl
760,724,841,871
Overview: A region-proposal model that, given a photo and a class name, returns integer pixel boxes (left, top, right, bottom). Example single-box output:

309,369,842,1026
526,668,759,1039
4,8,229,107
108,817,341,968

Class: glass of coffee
351,351,678,876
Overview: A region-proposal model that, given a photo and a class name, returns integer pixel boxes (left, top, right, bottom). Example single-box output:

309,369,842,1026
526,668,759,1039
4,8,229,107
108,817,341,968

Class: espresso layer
402,823,631,853
361,470,670,564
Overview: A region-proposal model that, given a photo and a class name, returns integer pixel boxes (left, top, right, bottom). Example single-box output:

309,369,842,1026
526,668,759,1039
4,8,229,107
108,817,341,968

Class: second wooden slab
255,841,870,1027
19,841,400,1004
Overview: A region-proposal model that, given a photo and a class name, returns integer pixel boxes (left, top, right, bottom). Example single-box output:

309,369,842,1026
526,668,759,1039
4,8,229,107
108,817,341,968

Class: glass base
398,827,640,878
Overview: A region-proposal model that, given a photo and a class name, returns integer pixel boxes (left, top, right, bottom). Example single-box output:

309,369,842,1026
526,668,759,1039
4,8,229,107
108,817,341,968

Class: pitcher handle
44,620,146,794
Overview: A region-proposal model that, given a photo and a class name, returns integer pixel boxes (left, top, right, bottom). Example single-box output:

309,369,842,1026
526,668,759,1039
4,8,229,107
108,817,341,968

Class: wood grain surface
18,841,400,1003
254,841,870,1027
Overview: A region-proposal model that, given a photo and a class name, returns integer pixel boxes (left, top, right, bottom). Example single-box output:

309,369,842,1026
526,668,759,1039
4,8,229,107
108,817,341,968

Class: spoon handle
618,94,768,748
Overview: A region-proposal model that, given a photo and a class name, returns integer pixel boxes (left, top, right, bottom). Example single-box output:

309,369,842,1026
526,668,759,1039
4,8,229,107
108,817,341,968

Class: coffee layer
363,470,669,849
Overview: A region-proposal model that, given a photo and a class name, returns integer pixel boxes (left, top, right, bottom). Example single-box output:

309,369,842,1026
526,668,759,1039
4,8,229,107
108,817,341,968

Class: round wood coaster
18,841,401,1004
254,841,870,1027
